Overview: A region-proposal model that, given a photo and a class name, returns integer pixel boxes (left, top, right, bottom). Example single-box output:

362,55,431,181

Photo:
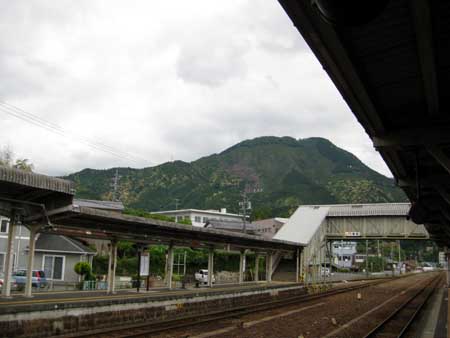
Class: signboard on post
140,252,150,277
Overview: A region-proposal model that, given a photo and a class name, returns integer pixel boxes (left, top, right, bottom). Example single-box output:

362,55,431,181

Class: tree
13,158,34,172
0,145,14,167
0,146,34,172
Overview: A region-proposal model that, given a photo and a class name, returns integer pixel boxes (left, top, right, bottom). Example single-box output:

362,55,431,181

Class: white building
332,241,357,268
151,208,245,227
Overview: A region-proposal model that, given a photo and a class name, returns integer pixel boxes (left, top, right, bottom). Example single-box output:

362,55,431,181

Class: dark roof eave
29,205,304,251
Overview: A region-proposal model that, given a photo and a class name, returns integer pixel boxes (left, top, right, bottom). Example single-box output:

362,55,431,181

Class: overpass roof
278,0,450,245
274,203,427,244
322,203,410,217
274,205,329,244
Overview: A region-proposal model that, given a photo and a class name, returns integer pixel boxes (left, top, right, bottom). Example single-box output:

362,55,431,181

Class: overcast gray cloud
0,0,391,177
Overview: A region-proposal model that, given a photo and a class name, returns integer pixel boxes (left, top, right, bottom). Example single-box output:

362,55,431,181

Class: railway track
322,272,442,338
58,277,403,338
362,273,442,338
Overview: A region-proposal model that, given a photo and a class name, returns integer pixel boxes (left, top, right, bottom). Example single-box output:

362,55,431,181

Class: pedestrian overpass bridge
274,203,430,281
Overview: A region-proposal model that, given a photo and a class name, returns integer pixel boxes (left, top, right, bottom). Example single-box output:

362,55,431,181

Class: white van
194,269,215,285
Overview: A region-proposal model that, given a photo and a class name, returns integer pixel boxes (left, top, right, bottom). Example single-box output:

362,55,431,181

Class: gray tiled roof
74,199,124,211
35,234,95,254
204,219,256,231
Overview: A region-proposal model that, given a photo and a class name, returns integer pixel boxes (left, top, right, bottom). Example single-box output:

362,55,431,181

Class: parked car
422,264,434,272
13,270,48,288
0,272,4,288
194,269,215,285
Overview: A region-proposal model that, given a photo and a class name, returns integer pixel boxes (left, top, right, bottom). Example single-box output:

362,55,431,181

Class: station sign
140,252,150,276
344,231,361,237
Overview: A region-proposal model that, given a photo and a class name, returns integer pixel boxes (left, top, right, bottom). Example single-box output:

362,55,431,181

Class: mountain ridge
65,136,407,218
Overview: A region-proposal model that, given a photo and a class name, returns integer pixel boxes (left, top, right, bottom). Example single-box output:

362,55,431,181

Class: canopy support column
296,248,300,283
166,243,174,289
266,252,273,283
25,225,40,298
107,240,117,294
239,250,245,284
446,249,450,287
207,248,214,287
300,249,304,283
2,211,16,298
254,253,260,282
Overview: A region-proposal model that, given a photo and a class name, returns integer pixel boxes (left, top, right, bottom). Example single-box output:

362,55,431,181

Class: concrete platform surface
404,281,447,338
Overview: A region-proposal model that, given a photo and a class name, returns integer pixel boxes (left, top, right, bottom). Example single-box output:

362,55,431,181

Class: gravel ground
146,272,440,338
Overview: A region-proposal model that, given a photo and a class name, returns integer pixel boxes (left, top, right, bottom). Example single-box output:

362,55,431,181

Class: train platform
0,281,304,337
405,280,448,338
0,281,300,314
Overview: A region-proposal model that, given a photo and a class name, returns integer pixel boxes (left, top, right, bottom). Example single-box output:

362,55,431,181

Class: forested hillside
66,136,407,218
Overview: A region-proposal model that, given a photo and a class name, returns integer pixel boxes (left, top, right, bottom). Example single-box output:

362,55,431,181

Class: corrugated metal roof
273,206,329,244
326,203,411,217
0,165,74,194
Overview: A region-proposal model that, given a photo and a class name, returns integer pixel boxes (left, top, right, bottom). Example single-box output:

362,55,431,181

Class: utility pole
111,169,121,202
390,241,394,261
239,190,251,233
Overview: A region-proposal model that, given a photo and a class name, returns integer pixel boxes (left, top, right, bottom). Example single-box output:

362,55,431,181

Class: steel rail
59,277,399,338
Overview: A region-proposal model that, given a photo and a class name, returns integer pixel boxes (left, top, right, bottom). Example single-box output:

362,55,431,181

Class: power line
0,101,144,163
0,102,140,162
0,100,151,164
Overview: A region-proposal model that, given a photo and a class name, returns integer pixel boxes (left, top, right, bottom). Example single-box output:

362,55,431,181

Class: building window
0,220,8,233
43,255,65,280
203,217,208,223
176,216,183,222
194,216,201,223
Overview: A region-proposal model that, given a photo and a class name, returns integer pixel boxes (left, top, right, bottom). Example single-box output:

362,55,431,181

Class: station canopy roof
278,0,450,246
26,204,302,251
0,166,302,252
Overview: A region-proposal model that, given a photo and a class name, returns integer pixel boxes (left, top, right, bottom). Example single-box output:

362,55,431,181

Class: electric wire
0,100,150,164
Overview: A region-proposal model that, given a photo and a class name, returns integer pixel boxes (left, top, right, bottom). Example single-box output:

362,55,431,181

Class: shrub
74,262,95,281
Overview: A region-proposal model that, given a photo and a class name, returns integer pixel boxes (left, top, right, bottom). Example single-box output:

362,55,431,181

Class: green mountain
65,136,407,218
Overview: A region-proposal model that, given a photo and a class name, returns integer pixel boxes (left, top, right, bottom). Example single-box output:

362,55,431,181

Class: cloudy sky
0,0,391,177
